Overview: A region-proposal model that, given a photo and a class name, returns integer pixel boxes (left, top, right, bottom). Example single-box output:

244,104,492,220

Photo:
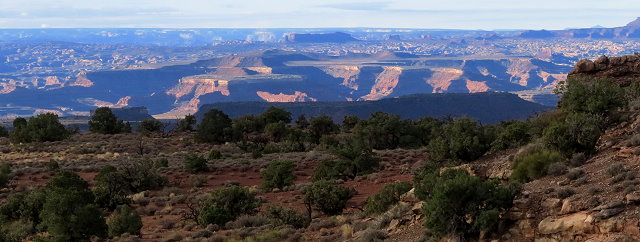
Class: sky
0,0,639,30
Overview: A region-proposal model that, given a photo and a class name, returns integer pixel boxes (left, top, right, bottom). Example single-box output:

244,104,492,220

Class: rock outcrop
568,54,640,86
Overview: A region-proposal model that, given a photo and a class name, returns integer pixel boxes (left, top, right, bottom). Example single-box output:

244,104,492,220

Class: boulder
625,192,640,204
542,198,562,210
592,200,624,211
411,201,424,214
560,199,577,214
575,59,596,73
538,212,593,235
595,55,610,70
594,207,624,219
400,188,419,203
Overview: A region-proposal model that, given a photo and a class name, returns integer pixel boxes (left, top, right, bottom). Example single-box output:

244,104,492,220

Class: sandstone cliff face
361,66,402,100
162,76,232,116
256,91,317,102
569,54,640,85
321,65,361,90
426,68,462,93
67,71,94,87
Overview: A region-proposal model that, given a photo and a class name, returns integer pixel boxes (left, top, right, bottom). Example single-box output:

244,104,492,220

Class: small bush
89,107,130,134
184,154,208,173
312,160,354,181
107,205,143,237
0,163,11,188
154,158,169,168
543,112,602,155
490,121,531,152
557,188,576,199
569,153,587,167
10,113,70,143
359,229,388,242
420,169,518,238
198,204,234,226
559,77,626,115
46,159,60,172
566,168,585,180
261,160,296,190
177,114,196,132
265,206,310,228
364,181,412,215
587,187,602,195
196,109,232,144
225,215,270,229
547,162,568,176
607,163,626,177
198,186,261,226
208,150,223,160
304,180,356,215
137,119,164,135
511,149,563,182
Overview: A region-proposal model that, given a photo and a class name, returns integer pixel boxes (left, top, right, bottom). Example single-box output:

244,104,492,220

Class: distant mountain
196,92,550,124
519,30,557,39
519,18,640,39
285,32,359,43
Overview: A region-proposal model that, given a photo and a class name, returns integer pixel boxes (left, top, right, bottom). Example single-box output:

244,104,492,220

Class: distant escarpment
285,32,359,43
197,92,549,124
568,54,640,85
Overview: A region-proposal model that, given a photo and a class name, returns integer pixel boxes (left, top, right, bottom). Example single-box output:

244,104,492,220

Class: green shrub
184,154,208,173
261,160,296,190
490,121,531,152
198,186,261,226
332,139,379,177
547,162,568,176
304,180,356,215
511,149,563,182
0,125,8,137
569,153,587,167
154,158,169,168
207,150,223,160
94,160,166,209
93,166,132,210
311,160,354,181
559,78,626,115
308,115,338,143
0,162,11,188
198,203,233,226
196,109,232,144
364,181,412,215
260,106,292,124
89,107,130,134
557,187,576,199
566,168,585,180
265,206,310,228
107,205,142,237
39,171,107,241
10,113,70,143
265,122,288,142
421,169,518,238
46,159,60,172
543,112,602,155
137,119,164,135
607,163,626,177
412,163,442,201
177,114,196,132
427,118,492,163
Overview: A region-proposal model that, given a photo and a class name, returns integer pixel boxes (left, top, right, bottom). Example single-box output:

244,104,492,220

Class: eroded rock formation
569,54,640,86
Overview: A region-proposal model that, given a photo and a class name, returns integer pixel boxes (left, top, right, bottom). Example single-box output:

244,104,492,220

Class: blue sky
0,0,638,29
